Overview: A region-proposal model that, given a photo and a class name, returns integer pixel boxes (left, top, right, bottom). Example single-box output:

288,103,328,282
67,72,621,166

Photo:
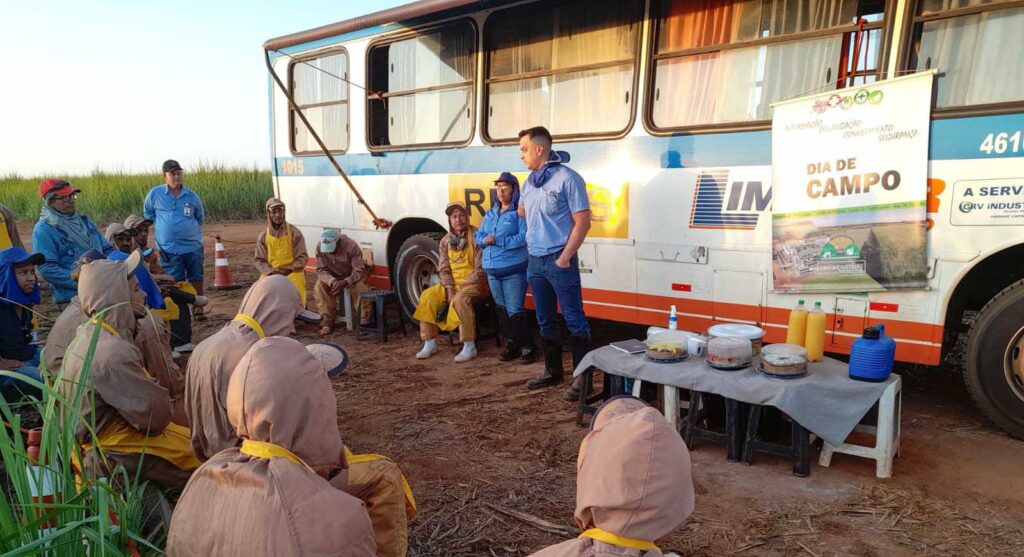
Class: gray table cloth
574,346,898,446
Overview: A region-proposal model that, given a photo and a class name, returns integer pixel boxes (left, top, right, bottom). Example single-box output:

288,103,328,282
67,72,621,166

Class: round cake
760,343,807,376
645,340,688,362
706,337,753,370
708,324,765,356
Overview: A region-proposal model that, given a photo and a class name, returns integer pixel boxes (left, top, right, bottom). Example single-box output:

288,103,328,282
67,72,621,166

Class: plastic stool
575,367,626,427
742,404,813,477
819,375,901,478
447,296,501,347
357,290,408,343
338,287,355,331
684,391,744,462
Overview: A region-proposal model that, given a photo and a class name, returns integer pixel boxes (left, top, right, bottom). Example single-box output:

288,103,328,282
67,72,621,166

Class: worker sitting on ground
185,275,306,461
314,228,372,336
56,253,200,489
0,247,45,399
255,197,309,307
43,250,107,373
167,337,377,556
413,202,489,363
529,396,695,557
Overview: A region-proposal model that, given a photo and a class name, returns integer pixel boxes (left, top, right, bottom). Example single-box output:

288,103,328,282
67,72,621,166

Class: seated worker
106,222,207,356
477,172,537,363
0,247,45,399
123,214,165,276
0,203,24,250
255,197,309,307
185,275,305,461
314,228,372,336
167,337,377,556
413,202,489,363
529,396,695,557
56,253,200,489
32,179,113,310
43,251,188,425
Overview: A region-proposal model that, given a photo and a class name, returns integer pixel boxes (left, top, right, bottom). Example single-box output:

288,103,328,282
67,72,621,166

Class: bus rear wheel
964,278,1024,439
393,233,442,322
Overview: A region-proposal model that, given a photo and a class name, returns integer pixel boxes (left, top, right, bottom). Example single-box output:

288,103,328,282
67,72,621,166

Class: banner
771,72,935,292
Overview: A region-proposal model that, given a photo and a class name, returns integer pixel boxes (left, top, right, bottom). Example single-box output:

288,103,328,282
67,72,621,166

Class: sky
0,0,407,176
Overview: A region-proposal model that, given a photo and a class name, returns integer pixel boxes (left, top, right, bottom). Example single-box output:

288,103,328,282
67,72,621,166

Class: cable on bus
263,49,392,230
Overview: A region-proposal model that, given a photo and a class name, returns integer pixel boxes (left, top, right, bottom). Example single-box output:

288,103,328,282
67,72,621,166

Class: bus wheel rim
403,254,439,304
1004,325,1024,403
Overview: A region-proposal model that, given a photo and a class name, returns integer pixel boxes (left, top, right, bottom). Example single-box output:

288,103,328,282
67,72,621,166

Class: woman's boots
498,308,539,364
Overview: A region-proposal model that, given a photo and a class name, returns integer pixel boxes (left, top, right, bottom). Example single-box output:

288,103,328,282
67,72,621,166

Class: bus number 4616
979,131,1022,155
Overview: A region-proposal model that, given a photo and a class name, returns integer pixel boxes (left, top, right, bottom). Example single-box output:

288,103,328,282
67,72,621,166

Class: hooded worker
255,198,309,307
413,201,489,363
0,247,45,398
167,336,377,556
185,274,305,461
42,249,107,373
56,254,200,489
530,397,695,557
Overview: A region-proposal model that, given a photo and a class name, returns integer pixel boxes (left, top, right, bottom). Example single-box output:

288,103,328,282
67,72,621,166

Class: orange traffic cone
210,235,241,290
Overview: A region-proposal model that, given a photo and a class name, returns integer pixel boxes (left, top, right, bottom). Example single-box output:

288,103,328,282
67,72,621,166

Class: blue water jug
849,324,896,382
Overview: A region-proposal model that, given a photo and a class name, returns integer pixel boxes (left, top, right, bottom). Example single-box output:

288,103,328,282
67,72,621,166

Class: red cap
38,179,80,199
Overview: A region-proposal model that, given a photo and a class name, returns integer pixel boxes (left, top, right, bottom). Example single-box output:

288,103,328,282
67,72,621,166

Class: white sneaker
416,340,438,360
175,343,196,353
171,350,182,359
193,295,209,307
454,341,478,363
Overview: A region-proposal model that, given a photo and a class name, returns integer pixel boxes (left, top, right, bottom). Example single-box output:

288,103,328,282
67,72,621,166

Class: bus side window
290,51,349,154
367,21,476,149
483,0,643,142
648,0,886,131
909,0,1024,110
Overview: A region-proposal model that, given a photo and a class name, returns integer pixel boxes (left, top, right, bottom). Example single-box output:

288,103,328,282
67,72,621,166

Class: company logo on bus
689,170,771,230
812,88,884,113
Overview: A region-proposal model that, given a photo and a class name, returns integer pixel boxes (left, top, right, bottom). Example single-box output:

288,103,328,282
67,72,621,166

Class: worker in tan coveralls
0,203,24,250
255,197,309,307
529,397,695,557
56,254,200,489
314,228,372,336
167,336,377,556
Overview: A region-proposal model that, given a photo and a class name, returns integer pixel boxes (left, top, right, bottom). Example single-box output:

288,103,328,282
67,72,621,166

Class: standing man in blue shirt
144,159,207,324
517,126,591,398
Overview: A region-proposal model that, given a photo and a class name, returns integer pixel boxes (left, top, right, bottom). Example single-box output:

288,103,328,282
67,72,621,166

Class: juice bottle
805,301,826,362
785,300,807,346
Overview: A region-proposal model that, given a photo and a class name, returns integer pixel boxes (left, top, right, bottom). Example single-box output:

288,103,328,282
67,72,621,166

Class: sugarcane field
3,1,1024,556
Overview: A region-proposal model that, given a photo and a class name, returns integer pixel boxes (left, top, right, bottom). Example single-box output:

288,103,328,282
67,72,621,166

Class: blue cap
494,172,519,188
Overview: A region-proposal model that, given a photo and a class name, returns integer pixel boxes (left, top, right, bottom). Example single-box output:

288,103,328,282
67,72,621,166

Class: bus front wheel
393,233,442,322
964,278,1024,439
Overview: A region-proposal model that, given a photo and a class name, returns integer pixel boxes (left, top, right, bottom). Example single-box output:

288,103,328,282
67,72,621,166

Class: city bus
263,0,1024,437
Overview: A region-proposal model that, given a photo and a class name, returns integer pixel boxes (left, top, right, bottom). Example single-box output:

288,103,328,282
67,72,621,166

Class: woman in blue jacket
477,172,537,362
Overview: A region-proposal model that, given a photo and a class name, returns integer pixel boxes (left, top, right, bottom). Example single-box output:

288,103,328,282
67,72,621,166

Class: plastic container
668,305,678,330
805,302,826,362
706,337,754,370
785,300,808,346
645,329,688,362
708,324,765,356
849,324,896,382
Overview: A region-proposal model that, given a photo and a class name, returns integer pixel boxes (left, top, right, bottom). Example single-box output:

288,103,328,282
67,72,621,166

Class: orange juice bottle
805,301,826,362
785,300,807,346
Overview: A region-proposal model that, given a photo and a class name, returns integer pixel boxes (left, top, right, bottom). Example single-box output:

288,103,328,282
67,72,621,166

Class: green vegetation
1,164,272,224
0,307,164,555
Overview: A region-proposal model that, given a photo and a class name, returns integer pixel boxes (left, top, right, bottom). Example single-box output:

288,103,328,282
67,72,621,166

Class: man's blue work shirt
143,184,205,254
520,163,589,257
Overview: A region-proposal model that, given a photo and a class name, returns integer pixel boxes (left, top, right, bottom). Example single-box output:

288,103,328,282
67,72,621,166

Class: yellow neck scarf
233,313,265,338
579,528,660,552
239,440,313,473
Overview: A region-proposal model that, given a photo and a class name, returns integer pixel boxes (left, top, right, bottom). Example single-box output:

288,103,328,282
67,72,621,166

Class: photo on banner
770,71,936,292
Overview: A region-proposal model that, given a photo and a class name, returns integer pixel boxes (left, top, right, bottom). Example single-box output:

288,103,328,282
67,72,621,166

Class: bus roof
263,0,487,51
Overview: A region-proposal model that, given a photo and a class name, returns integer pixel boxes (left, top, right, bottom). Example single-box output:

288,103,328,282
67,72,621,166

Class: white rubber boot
416,339,439,359
454,340,478,363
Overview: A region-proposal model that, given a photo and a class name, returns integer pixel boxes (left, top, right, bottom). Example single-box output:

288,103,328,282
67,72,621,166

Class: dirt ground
21,221,1024,556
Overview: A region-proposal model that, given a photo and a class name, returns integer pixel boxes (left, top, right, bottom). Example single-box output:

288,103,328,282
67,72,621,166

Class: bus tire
394,232,443,322
963,278,1024,439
